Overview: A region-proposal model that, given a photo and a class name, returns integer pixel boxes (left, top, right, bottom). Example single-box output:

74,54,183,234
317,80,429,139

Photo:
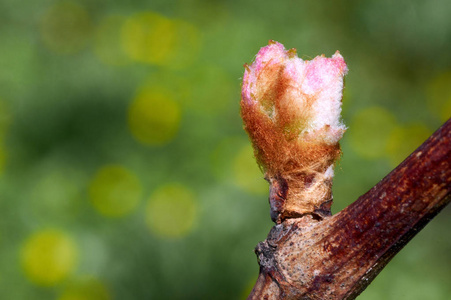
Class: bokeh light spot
40,1,92,54
88,165,142,217
21,229,78,286
27,165,83,223
387,123,431,167
232,144,267,195
426,72,451,122
168,19,201,68
349,107,397,159
58,277,111,300
121,12,200,67
146,184,198,238
128,87,181,145
121,12,176,65
94,15,130,66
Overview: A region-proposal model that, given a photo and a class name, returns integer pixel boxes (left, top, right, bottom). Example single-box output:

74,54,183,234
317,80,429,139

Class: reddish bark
248,119,451,299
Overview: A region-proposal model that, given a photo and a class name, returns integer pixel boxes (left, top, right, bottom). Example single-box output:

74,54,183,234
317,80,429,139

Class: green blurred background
0,0,450,299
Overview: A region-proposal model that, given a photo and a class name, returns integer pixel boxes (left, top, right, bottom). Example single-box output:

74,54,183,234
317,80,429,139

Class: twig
248,118,451,299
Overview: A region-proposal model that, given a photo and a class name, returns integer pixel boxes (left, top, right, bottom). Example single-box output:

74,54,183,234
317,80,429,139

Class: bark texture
248,119,451,300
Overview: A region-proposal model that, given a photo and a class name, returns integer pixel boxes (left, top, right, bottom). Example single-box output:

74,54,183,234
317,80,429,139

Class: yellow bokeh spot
146,184,198,238
88,165,142,217
426,72,451,122
58,277,111,300
121,12,176,65
349,107,397,159
40,1,92,54
94,15,130,66
387,123,432,167
121,12,200,67
128,86,181,145
232,144,267,195
168,19,201,68
21,229,78,286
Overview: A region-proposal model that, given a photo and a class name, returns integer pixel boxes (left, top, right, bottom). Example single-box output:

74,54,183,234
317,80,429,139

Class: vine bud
241,41,348,223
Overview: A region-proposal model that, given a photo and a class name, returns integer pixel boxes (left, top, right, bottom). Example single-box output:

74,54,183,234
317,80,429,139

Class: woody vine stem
240,41,451,299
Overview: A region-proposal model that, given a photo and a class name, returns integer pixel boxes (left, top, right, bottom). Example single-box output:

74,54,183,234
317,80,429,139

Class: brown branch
248,118,451,300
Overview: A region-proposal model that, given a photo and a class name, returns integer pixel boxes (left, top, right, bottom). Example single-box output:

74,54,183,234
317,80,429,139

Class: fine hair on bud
241,41,348,222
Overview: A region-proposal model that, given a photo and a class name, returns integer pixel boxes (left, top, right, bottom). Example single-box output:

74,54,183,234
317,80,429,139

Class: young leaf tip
240,41,348,222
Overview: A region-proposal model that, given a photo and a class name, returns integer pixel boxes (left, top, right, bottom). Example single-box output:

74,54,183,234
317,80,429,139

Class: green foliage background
0,0,450,299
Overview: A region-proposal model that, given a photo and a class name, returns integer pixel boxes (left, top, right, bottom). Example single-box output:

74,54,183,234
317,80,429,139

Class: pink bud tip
241,41,348,145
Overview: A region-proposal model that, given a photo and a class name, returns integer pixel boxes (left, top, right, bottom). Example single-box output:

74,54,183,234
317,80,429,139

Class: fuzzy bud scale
241,41,348,222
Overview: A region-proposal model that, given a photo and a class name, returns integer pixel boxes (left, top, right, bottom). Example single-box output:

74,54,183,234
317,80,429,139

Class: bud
240,41,348,223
